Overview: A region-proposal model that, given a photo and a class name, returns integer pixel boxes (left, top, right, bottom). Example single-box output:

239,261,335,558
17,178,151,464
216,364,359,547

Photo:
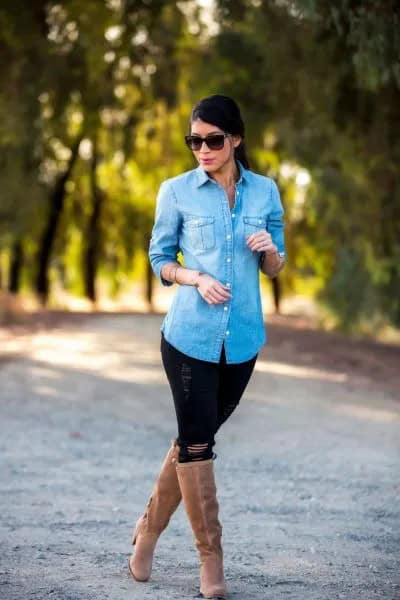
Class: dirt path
0,313,399,599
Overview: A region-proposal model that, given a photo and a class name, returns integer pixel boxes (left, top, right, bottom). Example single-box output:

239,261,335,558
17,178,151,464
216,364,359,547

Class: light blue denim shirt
148,159,286,364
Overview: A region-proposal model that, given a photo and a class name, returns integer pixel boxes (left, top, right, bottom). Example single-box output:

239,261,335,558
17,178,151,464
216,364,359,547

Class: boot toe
129,532,158,581
128,554,150,581
200,586,227,599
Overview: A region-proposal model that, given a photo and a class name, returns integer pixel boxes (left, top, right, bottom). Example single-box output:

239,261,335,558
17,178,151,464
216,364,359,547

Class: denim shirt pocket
243,215,268,237
182,213,216,253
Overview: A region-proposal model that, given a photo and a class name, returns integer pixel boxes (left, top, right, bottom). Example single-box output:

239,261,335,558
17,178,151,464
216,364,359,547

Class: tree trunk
35,134,83,305
144,232,153,311
84,134,103,303
9,238,24,294
272,277,281,314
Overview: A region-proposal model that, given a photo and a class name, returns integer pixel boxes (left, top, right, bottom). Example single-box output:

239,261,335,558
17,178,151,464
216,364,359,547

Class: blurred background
1,5,399,597
0,0,399,341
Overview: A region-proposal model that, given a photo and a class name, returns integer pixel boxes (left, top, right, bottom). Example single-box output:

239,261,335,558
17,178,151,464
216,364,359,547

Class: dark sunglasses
184,133,231,151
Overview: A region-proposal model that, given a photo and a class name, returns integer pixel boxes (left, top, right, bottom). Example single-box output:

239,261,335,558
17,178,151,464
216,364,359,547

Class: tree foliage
0,0,398,332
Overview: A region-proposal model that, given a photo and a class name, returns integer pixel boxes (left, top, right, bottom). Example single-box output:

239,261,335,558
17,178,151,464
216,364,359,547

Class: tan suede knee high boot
175,458,227,599
129,438,182,581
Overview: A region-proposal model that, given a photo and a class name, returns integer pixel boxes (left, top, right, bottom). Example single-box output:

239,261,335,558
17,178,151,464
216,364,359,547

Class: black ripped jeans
160,331,258,463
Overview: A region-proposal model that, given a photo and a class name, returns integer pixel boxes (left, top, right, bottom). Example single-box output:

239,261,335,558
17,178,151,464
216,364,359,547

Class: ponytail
234,140,250,170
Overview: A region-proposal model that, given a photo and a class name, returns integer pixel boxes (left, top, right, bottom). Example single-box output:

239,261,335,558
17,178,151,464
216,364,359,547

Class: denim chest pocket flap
182,213,216,252
243,215,268,236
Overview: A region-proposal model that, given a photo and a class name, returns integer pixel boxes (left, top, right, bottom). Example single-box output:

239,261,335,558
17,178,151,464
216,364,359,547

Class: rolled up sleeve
148,180,182,287
267,179,286,256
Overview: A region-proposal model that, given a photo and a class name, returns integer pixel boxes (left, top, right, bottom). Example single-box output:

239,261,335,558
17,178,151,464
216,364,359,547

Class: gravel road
1,313,399,600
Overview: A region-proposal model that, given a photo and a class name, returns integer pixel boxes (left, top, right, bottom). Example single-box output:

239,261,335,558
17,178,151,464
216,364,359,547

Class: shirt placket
218,178,242,358
204,172,242,361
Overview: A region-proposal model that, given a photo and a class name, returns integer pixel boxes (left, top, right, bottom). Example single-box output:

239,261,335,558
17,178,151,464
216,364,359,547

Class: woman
129,94,286,599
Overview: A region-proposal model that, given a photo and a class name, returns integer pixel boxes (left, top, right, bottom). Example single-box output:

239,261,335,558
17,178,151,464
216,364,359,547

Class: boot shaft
175,458,227,598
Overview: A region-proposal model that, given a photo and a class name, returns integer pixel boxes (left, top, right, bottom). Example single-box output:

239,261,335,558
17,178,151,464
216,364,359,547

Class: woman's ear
233,135,242,148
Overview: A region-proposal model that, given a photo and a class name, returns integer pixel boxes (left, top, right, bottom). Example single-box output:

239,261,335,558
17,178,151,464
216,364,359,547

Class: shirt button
226,330,230,335
232,213,235,218
226,282,231,287
258,219,262,224
226,234,231,240
224,306,228,311
227,257,231,262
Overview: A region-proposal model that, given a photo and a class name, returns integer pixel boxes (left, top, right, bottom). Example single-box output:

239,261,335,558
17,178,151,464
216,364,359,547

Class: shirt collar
195,159,249,188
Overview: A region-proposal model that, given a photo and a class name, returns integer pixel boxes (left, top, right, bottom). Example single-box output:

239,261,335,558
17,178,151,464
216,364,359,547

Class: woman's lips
200,158,214,163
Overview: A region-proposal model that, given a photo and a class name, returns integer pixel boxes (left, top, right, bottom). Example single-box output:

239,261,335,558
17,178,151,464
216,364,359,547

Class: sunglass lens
192,138,203,150
206,135,225,150
185,135,226,150
185,136,199,150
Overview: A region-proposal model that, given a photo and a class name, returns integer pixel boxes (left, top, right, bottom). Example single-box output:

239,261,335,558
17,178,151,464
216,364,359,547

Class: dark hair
189,94,250,169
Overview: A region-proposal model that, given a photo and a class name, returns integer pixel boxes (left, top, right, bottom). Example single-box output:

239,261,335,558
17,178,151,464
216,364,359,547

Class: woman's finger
208,287,229,302
214,285,232,299
249,236,275,252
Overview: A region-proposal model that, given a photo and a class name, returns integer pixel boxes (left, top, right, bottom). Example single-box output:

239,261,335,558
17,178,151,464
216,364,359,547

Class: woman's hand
246,230,277,255
195,273,232,305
